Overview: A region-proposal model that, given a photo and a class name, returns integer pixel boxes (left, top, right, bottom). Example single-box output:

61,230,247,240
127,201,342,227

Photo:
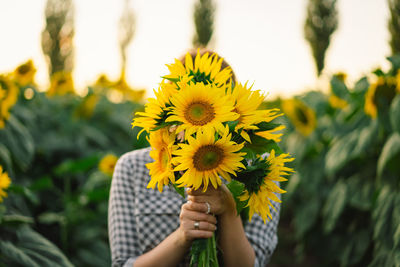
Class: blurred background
0,0,399,266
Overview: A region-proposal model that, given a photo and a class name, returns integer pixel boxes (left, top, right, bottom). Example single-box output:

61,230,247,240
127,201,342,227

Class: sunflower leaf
322,180,348,234
255,122,281,132
151,121,178,131
170,182,185,198
390,95,400,133
377,132,400,178
226,180,247,215
387,54,400,73
241,134,282,159
330,75,350,100
225,120,239,132
161,76,180,83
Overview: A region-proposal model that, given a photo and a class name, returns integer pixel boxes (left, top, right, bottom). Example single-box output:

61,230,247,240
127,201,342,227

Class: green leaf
353,77,369,95
377,132,400,178
388,55,400,73
293,197,320,238
255,122,281,132
81,125,109,148
226,180,247,215
325,131,359,176
0,143,12,174
225,120,239,132
2,214,34,225
340,229,371,266
54,155,100,176
394,222,400,247
241,134,282,159
0,115,34,170
331,75,349,100
38,212,66,225
322,180,348,233
161,76,180,83
390,95,400,133
17,226,74,267
0,240,40,267
372,68,385,77
30,176,54,192
353,119,378,155
170,183,185,198
373,187,395,245
347,175,374,211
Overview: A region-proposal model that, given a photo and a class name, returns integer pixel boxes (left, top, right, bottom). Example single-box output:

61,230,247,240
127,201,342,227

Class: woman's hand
178,199,218,244
187,185,237,217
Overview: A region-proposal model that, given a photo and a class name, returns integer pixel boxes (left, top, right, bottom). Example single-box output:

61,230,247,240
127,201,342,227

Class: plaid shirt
108,147,280,267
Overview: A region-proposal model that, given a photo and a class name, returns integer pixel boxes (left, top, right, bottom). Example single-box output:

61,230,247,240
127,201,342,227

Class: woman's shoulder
112,147,152,183
118,147,152,164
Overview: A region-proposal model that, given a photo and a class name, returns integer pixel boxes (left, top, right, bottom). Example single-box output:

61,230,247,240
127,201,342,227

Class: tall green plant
41,0,75,76
304,0,338,76
192,0,215,48
388,0,400,55
118,0,135,80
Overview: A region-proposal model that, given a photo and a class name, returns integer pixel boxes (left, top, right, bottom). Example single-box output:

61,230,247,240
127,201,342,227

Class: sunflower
99,154,118,177
132,83,177,136
112,76,146,102
94,74,114,89
0,165,11,203
240,150,294,223
365,76,398,118
255,124,286,143
166,82,238,138
397,70,400,91
329,94,348,109
334,72,347,82
0,75,19,129
74,93,99,119
164,50,233,88
281,98,316,136
172,126,246,191
146,129,176,192
13,59,36,87
47,71,75,96
227,82,282,142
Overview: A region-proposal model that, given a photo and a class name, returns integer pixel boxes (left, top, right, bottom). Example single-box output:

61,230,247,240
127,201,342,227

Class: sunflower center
373,81,397,109
295,107,309,125
158,148,170,170
184,101,215,125
18,65,31,75
193,145,224,171
57,78,66,86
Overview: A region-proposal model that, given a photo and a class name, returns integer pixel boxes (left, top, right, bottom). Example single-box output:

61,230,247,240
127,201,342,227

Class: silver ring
205,202,211,214
194,221,200,230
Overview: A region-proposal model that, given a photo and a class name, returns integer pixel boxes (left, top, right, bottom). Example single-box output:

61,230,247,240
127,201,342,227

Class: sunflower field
1,53,399,266
0,62,148,266
271,55,400,267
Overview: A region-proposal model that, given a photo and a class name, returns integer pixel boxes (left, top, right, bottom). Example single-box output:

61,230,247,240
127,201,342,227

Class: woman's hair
179,48,237,83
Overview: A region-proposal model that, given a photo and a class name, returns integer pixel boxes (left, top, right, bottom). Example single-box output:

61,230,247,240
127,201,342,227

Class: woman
108,50,281,267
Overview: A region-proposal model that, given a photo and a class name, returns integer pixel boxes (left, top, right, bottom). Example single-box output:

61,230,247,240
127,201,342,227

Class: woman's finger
180,208,217,224
185,200,213,214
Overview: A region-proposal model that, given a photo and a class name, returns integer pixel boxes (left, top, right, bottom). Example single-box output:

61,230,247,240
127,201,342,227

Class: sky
0,0,391,99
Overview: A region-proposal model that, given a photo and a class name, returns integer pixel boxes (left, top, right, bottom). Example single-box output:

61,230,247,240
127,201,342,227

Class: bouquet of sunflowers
132,50,294,267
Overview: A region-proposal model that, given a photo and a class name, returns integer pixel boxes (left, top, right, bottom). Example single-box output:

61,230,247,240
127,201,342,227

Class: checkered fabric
108,147,281,267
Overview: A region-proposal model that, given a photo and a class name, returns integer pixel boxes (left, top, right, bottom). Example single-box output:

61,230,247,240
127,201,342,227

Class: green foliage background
269,55,400,267
0,82,148,266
